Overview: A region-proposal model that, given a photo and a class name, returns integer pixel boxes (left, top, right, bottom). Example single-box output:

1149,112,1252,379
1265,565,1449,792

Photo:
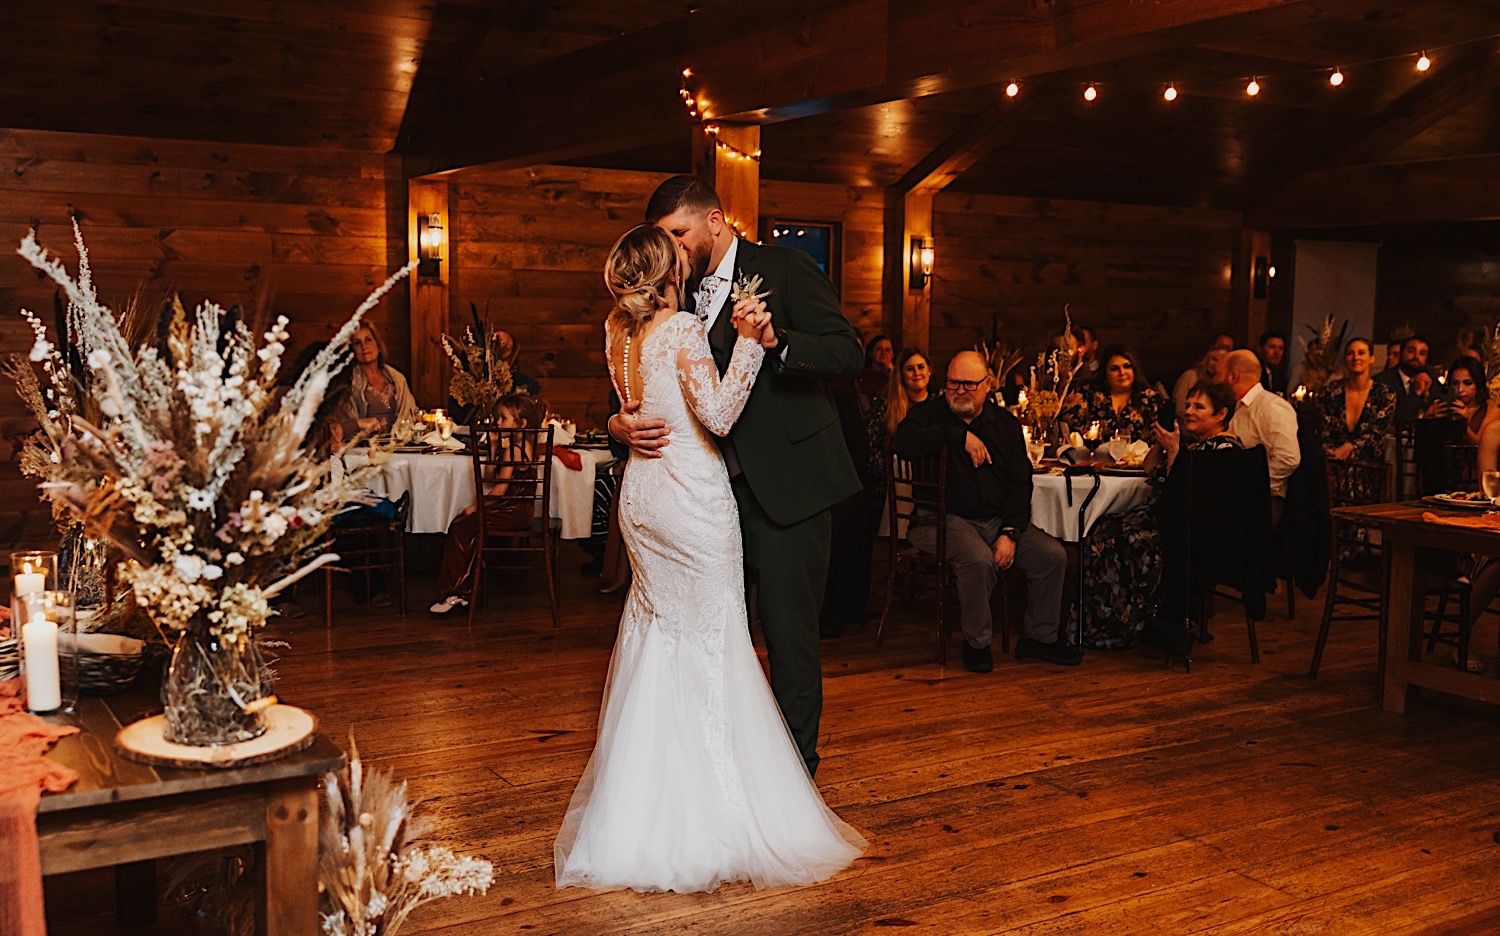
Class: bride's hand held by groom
730,298,775,347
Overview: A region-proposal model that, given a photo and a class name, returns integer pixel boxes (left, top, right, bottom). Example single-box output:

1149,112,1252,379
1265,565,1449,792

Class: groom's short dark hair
645,175,722,223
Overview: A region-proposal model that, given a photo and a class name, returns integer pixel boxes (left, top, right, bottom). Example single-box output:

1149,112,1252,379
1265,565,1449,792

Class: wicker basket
77,633,145,695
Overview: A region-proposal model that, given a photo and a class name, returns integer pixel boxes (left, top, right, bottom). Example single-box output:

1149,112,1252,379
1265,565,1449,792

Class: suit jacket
691,239,864,526
1375,367,1426,425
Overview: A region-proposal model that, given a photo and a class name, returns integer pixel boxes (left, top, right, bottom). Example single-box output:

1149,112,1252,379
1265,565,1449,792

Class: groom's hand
609,400,669,458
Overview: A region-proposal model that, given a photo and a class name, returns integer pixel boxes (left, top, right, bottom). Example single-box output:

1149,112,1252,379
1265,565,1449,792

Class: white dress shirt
1229,382,1301,499
694,237,739,330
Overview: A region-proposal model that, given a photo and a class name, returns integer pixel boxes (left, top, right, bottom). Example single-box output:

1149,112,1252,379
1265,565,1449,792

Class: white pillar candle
22,617,60,711
14,571,44,597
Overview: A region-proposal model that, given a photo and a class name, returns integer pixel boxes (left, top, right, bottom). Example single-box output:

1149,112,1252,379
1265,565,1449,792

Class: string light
680,67,700,121
1246,78,1260,96
1417,51,1431,71
1329,67,1344,86
1005,81,1019,98
1163,83,1178,102
1083,83,1098,102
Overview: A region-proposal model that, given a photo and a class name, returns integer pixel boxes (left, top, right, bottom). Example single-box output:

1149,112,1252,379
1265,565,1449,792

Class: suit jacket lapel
708,238,752,376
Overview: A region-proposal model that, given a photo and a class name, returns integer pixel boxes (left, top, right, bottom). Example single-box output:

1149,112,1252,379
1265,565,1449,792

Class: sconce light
418,212,444,279
910,237,935,290
1252,255,1269,299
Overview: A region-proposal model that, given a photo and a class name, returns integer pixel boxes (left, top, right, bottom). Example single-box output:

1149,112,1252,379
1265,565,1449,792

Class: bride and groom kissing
552,175,869,892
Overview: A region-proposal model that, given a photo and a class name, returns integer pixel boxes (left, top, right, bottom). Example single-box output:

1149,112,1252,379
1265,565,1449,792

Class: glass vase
162,618,275,746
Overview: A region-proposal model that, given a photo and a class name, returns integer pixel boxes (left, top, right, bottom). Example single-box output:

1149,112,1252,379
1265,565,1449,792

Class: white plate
1423,494,1494,510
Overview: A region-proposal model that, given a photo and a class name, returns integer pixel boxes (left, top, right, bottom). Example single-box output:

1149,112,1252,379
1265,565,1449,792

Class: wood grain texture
45,547,1500,934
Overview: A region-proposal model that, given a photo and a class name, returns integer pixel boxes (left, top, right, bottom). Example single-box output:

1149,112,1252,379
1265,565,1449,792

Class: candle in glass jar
14,566,43,598
1017,389,1028,409
22,616,60,711
1292,385,1307,401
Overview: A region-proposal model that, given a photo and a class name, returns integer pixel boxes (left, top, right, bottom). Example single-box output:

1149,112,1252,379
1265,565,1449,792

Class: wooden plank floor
46,550,1500,934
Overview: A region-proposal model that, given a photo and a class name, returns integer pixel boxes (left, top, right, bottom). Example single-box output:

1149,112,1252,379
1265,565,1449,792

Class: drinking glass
18,589,76,714
1483,470,1500,503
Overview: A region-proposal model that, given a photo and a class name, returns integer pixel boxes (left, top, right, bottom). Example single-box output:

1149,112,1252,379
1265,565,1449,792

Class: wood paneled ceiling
3,1,1500,212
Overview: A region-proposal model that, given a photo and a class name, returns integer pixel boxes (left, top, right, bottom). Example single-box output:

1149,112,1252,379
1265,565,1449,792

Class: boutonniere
729,271,771,304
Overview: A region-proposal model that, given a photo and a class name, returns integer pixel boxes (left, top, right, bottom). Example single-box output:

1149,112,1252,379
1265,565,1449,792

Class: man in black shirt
893,351,1077,671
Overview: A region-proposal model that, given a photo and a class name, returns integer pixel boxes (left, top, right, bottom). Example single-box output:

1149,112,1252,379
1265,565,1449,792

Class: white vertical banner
1288,240,1380,385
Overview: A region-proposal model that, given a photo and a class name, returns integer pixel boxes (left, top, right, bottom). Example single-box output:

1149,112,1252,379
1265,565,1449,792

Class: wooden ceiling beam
890,77,1060,197
1246,153,1500,228
401,0,1389,177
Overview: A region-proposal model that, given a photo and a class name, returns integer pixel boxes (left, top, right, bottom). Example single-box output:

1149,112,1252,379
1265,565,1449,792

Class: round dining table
340,446,615,538
1029,469,1152,542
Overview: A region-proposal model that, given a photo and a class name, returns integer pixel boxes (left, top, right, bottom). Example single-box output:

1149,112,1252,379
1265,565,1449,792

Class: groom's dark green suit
694,239,863,776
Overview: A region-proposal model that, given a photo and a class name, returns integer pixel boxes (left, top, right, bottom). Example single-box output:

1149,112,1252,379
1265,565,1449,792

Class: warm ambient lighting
1083,84,1098,102
1329,68,1344,87
417,212,444,278
1267,265,1277,279
1005,81,1019,97
1417,52,1431,72
909,237,934,290
1246,78,1260,96
1163,83,1178,102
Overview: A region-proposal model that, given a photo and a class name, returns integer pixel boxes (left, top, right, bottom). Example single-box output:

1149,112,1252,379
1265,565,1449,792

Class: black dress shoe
1016,636,1084,666
961,642,994,673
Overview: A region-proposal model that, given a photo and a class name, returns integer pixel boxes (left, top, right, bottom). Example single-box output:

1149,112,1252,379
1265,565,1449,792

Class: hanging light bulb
1417,52,1431,71
1246,78,1260,97
1163,83,1178,102
1005,81,1019,98
1083,83,1098,102
1329,68,1344,87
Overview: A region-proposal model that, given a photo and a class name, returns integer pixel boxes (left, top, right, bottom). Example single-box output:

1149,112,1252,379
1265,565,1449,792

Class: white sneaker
429,595,469,615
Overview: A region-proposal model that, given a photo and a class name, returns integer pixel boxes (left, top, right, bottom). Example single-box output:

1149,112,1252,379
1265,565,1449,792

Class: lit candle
14,564,44,598
1022,425,1032,443
1017,389,1028,409
22,615,60,711
1086,422,1102,441
1292,385,1307,401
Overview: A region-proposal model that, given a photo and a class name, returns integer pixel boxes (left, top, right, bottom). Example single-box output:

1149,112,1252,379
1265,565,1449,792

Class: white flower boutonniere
729,272,771,304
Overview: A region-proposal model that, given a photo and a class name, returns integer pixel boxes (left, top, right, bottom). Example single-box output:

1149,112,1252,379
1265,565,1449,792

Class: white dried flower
29,338,51,361
86,348,110,368
173,553,205,582
202,564,223,581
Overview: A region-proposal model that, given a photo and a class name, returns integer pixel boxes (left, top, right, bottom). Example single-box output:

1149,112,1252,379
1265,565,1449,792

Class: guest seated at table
1430,355,1488,443
1375,334,1431,427
1060,344,1164,440
1224,349,1301,525
868,348,932,518
338,323,420,438
1317,338,1396,464
892,351,1075,672
857,333,894,407
1076,381,1241,649
1173,347,1228,418
429,393,545,616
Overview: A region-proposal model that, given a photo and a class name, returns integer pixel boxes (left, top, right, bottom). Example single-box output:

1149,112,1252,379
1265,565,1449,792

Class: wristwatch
998,527,1020,542
771,328,789,355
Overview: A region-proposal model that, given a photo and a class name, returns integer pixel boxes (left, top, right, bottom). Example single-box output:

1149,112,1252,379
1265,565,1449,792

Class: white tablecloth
342,448,614,538
1030,472,1151,542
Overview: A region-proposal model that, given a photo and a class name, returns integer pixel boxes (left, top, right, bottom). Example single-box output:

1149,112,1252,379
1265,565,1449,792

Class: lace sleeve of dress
676,323,763,436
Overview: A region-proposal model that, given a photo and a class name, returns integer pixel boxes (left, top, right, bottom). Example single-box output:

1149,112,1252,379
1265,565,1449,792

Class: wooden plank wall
1370,222,1500,366
449,165,885,428
0,127,408,509
930,192,1243,389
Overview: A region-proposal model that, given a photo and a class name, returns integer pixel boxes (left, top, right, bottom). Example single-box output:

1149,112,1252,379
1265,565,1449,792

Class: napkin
546,420,576,447
1068,431,1084,448
421,431,465,451
555,447,583,471
1112,439,1151,466
1057,445,1091,465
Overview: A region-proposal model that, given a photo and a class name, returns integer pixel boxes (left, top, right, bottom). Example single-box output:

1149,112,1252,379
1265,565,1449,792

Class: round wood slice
115,704,317,769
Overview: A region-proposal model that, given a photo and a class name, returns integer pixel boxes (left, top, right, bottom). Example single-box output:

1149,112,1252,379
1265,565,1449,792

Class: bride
554,223,865,892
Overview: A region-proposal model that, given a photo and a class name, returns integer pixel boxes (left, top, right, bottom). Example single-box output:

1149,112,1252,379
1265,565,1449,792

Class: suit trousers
908,517,1066,648
732,474,833,778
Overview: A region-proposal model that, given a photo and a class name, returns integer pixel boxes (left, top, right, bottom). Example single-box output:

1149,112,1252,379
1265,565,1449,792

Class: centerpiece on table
1015,309,1084,448
4,221,410,747
440,303,514,424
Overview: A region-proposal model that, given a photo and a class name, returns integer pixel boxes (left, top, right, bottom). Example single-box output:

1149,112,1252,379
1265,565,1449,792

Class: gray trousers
908,517,1067,648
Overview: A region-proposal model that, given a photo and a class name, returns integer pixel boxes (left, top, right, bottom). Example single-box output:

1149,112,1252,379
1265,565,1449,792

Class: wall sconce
1252,255,1269,299
418,212,444,279
910,237,935,290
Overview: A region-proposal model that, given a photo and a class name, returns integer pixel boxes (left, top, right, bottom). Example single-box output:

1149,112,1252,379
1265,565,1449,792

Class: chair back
469,423,555,545
889,449,947,551
1412,418,1466,495
1157,444,1274,620
1323,459,1393,567
1442,442,1479,492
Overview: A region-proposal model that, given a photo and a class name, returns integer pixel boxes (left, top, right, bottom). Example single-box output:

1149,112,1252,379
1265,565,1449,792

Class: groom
609,175,863,776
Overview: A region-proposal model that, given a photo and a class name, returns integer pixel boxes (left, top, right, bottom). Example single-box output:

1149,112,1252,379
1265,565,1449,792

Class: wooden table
38,694,344,934
1332,501,1500,714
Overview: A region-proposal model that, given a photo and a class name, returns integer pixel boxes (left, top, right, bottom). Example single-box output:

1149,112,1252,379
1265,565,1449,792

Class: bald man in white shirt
1224,349,1300,525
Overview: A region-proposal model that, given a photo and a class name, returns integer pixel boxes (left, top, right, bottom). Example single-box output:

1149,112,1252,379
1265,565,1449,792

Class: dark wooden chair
876,449,1007,665
1310,459,1471,680
1443,441,1479,492
467,423,560,629
1412,418,1467,496
323,491,410,628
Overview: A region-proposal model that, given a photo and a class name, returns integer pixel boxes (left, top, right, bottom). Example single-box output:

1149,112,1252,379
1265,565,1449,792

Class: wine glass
1083,421,1105,456
1482,470,1500,504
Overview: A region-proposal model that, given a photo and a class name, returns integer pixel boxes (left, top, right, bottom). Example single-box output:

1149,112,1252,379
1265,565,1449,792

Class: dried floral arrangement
441,303,514,419
975,337,1024,399
3,222,410,647
1296,314,1350,395
320,736,494,936
1017,308,1084,429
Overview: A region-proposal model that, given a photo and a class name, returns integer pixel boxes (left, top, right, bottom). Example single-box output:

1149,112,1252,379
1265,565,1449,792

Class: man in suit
608,175,863,776
1258,330,1288,395
1375,335,1431,426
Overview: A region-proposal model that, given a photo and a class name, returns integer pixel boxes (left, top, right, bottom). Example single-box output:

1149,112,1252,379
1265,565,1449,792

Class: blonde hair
885,348,930,435
604,223,678,335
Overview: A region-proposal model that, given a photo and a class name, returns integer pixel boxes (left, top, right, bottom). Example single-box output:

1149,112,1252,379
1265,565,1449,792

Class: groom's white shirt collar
696,237,739,331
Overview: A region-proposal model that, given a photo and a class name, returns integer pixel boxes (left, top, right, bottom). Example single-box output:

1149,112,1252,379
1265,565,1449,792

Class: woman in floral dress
1318,338,1395,464
1061,344,1164,440
1076,380,1242,649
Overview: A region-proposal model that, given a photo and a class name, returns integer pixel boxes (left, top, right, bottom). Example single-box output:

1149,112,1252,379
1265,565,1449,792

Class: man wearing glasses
893,351,1077,672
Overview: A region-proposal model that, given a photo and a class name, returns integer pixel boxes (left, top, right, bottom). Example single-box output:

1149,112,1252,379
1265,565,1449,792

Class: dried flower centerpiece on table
1294,314,1350,399
320,736,493,936
440,303,514,422
4,221,411,745
1016,308,1084,441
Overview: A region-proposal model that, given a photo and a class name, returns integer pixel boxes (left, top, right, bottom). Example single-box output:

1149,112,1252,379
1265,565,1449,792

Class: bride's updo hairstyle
604,223,678,336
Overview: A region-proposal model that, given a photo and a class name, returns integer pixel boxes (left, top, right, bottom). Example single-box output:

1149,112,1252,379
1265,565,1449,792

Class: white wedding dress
554,312,865,892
